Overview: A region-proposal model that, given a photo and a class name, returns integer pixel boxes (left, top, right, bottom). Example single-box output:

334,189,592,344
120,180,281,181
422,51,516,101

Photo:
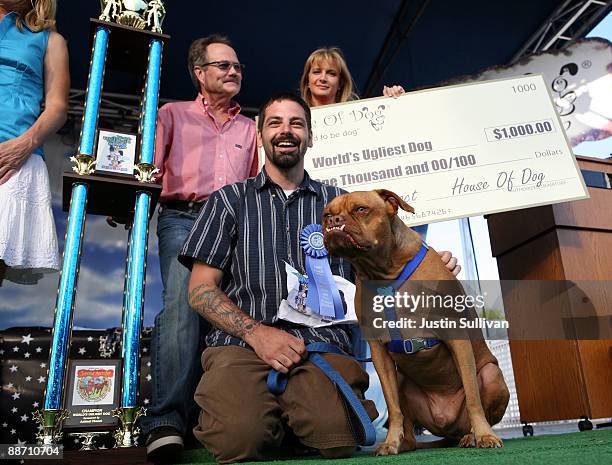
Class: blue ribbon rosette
300,224,344,320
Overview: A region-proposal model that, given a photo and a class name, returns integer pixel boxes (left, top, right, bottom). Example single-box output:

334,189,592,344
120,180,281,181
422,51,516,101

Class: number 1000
512,83,537,93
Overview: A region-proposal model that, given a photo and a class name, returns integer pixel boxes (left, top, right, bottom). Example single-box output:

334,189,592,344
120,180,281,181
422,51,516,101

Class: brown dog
322,189,509,455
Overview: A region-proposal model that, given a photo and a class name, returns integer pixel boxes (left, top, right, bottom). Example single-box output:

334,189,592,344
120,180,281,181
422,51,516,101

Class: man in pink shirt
141,35,258,462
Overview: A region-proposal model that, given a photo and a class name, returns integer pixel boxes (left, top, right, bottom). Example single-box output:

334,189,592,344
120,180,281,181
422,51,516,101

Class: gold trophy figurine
99,0,123,22
99,0,166,33
145,0,166,33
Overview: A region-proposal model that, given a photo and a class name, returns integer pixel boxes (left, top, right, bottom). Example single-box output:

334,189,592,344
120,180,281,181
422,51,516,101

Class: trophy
36,1,169,459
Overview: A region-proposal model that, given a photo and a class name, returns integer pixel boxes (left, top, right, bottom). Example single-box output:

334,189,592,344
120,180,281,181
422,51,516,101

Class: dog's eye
354,206,368,214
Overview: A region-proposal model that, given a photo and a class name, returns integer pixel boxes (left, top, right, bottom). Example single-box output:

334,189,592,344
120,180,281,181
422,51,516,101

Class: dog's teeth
340,224,345,230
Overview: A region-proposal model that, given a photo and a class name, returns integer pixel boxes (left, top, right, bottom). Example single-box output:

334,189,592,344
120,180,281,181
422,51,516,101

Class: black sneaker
145,426,184,463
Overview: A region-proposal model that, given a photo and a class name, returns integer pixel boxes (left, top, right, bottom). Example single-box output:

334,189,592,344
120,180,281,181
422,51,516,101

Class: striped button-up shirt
154,95,258,203
179,169,354,353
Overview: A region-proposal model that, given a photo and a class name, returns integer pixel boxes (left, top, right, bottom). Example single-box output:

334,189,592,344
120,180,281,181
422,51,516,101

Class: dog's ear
375,189,415,215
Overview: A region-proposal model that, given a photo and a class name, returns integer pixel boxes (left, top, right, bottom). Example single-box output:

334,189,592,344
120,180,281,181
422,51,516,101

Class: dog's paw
459,433,475,448
399,438,417,452
476,434,503,448
374,442,400,456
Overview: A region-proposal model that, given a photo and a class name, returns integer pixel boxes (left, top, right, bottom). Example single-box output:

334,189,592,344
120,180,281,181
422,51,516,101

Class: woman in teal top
0,0,69,285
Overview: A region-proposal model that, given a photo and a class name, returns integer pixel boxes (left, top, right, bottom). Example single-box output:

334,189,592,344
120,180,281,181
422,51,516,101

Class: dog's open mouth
324,225,368,251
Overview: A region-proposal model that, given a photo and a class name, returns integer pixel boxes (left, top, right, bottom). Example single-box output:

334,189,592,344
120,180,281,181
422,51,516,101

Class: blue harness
383,243,441,354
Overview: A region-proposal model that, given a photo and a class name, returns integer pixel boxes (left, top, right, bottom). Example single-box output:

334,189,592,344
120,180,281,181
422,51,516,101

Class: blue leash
267,342,376,446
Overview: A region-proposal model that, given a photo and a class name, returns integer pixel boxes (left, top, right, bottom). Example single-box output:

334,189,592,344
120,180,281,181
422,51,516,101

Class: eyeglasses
201,61,245,73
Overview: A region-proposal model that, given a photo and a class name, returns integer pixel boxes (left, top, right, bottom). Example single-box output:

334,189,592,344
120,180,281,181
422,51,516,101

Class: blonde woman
0,0,69,285
300,46,405,107
299,46,457,270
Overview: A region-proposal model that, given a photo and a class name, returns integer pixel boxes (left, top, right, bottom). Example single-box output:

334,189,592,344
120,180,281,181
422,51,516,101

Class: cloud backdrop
0,134,163,330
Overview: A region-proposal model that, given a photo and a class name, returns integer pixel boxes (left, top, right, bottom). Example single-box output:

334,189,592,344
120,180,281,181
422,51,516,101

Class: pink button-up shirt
154,94,258,203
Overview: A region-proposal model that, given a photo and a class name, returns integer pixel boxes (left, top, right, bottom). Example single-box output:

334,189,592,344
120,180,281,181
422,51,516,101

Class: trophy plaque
94,129,139,176
63,359,122,431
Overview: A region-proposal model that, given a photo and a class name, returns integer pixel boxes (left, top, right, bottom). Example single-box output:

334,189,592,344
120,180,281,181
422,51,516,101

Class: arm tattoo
188,283,260,339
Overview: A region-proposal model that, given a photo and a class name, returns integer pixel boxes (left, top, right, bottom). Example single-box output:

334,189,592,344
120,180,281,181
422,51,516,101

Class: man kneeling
178,92,377,463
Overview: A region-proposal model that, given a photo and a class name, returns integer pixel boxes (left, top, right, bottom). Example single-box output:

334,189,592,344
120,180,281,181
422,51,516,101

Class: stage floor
173,428,612,465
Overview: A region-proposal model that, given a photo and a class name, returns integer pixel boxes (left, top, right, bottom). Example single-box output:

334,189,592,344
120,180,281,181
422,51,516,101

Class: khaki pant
193,345,377,463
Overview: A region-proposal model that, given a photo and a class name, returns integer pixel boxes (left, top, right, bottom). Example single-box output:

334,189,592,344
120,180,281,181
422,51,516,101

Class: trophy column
113,39,164,448
36,25,110,446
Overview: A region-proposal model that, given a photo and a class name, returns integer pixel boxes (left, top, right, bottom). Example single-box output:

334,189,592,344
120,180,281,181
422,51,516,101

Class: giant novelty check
305,74,589,225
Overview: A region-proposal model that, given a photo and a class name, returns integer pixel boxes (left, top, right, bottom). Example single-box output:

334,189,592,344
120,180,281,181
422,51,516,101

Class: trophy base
62,171,161,218
29,447,151,465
